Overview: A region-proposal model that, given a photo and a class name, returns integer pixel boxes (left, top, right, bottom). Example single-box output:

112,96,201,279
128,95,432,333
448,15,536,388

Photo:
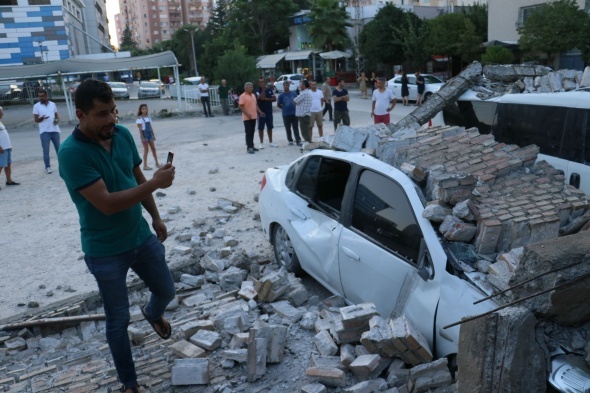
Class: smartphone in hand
167,151,174,164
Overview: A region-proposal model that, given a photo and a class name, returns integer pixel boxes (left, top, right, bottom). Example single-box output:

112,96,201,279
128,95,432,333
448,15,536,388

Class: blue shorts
258,112,273,131
142,130,154,142
0,148,11,167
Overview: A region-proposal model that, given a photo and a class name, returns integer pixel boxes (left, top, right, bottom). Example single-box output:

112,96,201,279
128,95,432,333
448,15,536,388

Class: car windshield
291,75,303,80
424,75,443,84
141,82,158,88
109,83,126,88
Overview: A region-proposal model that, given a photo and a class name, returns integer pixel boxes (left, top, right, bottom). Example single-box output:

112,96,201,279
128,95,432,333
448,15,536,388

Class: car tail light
260,174,267,191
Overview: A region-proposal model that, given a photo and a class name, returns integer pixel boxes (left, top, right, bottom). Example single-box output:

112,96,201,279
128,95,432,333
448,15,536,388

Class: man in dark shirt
415,71,425,106
218,79,231,116
255,77,277,148
332,78,350,131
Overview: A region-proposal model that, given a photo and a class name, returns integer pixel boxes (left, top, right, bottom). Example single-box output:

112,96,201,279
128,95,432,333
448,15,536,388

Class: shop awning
284,50,313,61
319,50,351,60
256,53,287,69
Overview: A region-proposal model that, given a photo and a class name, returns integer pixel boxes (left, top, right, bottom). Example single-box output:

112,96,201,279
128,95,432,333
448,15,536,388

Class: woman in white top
136,104,161,170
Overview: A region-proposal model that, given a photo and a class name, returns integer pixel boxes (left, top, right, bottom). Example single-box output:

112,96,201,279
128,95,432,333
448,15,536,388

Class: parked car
137,81,161,98
21,80,48,99
387,74,444,102
107,82,130,99
258,149,587,391
149,79,166,94
0,84,22,100
274,74,305,93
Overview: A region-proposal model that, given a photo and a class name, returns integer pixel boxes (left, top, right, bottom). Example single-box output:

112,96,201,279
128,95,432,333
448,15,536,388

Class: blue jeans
84,235,175,388
40,132,60,169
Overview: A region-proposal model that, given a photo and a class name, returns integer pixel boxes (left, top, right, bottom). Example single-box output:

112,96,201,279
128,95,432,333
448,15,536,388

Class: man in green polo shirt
58,79,176,393
218,78,232,116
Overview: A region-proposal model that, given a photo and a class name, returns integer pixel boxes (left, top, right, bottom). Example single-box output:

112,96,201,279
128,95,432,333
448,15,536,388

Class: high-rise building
116,0,213,49
0,0,111,66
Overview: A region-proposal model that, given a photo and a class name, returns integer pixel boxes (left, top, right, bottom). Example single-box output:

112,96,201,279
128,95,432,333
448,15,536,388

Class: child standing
136,104,161,170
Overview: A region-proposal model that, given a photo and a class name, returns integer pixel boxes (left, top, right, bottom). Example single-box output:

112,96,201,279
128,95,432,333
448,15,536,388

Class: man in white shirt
309,80,325,140
197,77,214,117
371,77,397,125
0,106,19,187
33,90,60,174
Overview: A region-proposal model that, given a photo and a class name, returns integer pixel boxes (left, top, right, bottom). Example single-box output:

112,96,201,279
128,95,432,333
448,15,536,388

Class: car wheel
272,224,301,274
424,92,433,102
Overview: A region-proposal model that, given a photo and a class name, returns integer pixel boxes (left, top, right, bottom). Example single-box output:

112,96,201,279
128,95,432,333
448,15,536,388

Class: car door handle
342,247,360,261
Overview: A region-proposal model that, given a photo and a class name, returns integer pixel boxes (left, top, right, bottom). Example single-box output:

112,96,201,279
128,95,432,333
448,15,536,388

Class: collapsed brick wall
379,126,589,254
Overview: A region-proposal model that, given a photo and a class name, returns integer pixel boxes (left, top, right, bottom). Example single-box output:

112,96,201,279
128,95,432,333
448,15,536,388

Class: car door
407,76,417,101
338,169,439,345
389,77,403,98
288,155,350,295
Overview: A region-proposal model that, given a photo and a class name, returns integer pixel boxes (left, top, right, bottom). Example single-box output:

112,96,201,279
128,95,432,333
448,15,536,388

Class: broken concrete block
219,266,246,291
409,358,452,393
228,332,249,349
389,316,433,366
310,354,348,371
174,246,192,255
238,281,258,301
349,354,381,381
443,222,477,242
457,307,545,393
271,300,304,323
301,383,328,393
223,315,246,335
247,337,268,381
300,312,318,331
224,236,238,247
474,219,502,254
189,330,222,351
343,378,388,393
221,349,248,363
181,293,208,307
171,358,209,385
169,340,206,359
360,316,397,358
314,330,338,357
422,203,452,223
340,343,356,367
255,269,291,302
306,366,347,387
127,327,147,345
179,274,204,288
5,337,26,351
439,215,462,235
220,246,232,258
179,320,215,340
335,303,379,344
386,358,410,388
201,252,224,272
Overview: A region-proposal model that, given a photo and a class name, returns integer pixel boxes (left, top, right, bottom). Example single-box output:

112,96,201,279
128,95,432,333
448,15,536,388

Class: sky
106,0,120,48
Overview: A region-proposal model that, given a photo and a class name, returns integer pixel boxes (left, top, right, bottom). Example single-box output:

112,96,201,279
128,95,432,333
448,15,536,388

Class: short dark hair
337,78,344,83
75,79,114,112
38,90,47,96
301,80,309,88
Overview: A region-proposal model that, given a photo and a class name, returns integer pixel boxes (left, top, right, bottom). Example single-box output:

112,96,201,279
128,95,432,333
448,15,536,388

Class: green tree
208,0,229,35
461,2,488,42
392,12,429,72
307,0,352,51
424,13,483,65
214,44,259,94
481,46,514,65
359,4,408,72
227,0,297,55
119,24,138,52
518,0,589,66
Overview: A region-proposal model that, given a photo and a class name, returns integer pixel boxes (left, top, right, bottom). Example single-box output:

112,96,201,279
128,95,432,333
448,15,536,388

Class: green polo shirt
58,125,152,257
218,85,230,99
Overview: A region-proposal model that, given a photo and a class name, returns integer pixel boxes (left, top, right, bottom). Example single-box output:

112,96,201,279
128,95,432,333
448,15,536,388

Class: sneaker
296,141,303,147
5,181,20,185
46,167,52,174
270,142,279,147
247,148,255,154
288,141,294,146
259,143,264,149
252,147,259,151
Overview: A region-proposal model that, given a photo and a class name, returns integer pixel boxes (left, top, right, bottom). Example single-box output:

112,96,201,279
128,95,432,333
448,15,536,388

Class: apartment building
117,0,212,49
0,0,109,65
375,0,486,6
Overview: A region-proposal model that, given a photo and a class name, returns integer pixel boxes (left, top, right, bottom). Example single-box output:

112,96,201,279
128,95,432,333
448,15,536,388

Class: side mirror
417,238,434,281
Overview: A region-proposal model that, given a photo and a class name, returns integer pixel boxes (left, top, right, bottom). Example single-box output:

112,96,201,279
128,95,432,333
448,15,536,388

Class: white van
443,90,590,194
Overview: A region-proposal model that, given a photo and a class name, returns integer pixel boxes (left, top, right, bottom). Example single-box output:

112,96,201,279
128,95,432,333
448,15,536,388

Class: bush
481,46,515,65
213,45,259,94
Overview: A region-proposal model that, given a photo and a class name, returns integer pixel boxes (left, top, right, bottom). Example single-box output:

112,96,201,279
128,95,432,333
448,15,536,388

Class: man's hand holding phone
153,152,175,188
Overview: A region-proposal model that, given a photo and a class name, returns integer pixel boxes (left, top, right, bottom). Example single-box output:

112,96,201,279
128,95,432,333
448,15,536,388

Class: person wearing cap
0,106,20,188
277,81,301,146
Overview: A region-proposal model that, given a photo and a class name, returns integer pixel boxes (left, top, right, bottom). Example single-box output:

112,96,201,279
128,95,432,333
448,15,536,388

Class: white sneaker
46,167,52,174
259,143,265,149
270,142,279,147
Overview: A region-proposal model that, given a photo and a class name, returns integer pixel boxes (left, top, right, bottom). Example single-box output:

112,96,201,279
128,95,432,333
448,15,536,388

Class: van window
454,100,497,134
585,114,590,163
560,109,586,163
493,104,566,157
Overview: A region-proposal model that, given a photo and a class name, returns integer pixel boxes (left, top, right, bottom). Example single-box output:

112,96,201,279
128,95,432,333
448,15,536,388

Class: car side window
351,170,423,264
560,108,585,163
408,77,416,85
285,157,305,189
295,156,351,215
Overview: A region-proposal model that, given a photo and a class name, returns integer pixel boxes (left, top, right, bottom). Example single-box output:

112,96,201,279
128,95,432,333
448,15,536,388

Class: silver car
107,82,129,99
138,81,161,98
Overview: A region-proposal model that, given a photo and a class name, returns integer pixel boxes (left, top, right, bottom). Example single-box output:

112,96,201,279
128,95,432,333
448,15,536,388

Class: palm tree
307,0,352,52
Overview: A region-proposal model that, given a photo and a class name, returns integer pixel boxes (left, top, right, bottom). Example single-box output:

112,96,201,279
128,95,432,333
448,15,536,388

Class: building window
0,0,18,4
518,4,544,27
28,0,50,4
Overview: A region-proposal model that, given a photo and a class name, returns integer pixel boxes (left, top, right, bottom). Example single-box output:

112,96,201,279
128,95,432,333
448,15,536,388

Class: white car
258,150,587,390
387,74,444,102
106,82,130,99
274,74,305,93
138,81,161,98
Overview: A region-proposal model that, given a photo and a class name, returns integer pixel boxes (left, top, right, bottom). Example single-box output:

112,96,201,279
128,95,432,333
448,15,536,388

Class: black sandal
141,305,171,339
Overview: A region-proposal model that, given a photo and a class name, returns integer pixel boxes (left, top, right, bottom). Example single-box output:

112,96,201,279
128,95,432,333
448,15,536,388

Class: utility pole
183,28,199,77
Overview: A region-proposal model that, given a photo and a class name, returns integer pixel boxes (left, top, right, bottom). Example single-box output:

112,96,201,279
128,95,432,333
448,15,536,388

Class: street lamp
183,28,199,77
